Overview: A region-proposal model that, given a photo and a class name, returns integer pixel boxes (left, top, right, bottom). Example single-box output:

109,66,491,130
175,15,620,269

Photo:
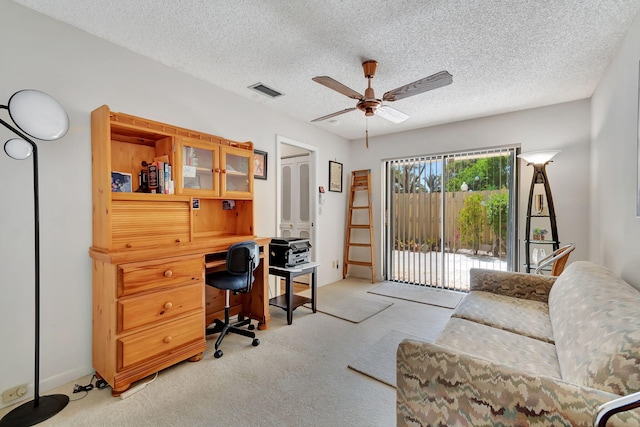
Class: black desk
268,262,318,325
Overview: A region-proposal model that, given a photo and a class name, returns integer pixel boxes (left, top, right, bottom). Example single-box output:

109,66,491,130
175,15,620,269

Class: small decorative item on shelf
535,194,544,214
532,227,548,241
111,171,132,192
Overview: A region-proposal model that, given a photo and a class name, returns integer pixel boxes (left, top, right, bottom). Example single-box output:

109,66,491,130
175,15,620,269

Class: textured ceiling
12,0,640,140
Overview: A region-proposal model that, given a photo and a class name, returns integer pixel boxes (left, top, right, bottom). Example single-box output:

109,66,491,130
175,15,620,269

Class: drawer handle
175,238,181,243
163,336,172,344
164,270,173,278
126,243,133,248
164,302,173,310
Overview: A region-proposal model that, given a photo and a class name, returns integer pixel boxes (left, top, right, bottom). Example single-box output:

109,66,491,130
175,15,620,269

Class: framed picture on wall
329,160,343,192
254,150,267,180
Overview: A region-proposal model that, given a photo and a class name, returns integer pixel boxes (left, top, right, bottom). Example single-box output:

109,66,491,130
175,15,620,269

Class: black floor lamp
0,90,70,427
518,150,561,273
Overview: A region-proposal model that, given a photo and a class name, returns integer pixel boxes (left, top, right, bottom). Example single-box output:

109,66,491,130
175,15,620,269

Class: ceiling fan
311,60,452,146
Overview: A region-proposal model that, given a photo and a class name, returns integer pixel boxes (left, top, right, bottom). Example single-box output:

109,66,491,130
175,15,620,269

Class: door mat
348,329,428,388
368,282,464,309
309,294,393,323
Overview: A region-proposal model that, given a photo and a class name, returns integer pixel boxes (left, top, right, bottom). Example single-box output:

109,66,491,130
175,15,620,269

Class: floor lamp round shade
8,90,69,141
517,150,561,165
4,138,33,160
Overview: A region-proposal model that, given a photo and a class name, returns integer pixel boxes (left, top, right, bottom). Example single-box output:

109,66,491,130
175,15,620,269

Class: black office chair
205,241,260,358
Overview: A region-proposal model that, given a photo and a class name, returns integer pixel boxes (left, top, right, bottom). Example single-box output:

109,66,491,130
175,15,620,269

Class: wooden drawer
118,312,204,370
118,256,203,297
111,200,190,250
118,283,203,332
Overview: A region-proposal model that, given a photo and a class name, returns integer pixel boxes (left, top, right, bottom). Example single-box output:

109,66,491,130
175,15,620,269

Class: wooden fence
392,190,505,254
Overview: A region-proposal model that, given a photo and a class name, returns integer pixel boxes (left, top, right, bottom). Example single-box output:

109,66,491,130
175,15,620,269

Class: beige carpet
348,330,428,388
1,278,452,427
368,281,464,309
301,282,393,323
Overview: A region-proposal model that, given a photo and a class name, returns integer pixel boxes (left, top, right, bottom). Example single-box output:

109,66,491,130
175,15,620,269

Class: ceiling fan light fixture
376,106,409,123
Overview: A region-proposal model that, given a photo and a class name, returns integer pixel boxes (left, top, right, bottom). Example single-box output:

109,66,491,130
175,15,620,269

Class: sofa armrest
397,339,640,427
469,268,557,302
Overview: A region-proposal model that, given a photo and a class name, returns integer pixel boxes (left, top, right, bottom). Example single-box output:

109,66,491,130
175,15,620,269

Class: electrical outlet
2,384,28,403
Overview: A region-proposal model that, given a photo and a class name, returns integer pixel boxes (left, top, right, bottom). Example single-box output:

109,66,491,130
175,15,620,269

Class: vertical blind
386,147,516,291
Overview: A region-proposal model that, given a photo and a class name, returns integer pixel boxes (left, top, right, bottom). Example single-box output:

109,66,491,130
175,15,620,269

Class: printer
269,237,312,268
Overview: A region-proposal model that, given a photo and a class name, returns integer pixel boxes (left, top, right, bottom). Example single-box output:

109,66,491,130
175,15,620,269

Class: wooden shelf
111,192,190,202
268,294,311,311
226,170,248,177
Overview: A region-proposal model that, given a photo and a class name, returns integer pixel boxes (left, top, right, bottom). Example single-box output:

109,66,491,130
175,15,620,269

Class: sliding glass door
385,147,517,291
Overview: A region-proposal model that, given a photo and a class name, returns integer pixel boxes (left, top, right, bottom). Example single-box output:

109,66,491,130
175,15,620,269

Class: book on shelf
145,157,173,194
157,161,165,194
164,163,171,194
137,170,148,192
151,155,171,194
147,164,158,193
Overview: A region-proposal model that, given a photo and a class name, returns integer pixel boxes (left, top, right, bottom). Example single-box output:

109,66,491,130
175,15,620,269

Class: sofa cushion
452,290,554,344
470,268,556,303
435,317,561,378
549,261,640,395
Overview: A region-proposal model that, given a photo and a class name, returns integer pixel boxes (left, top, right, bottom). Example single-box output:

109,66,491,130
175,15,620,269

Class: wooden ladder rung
346,260,373,267
348,224,370,229
347,243,371,247
350,206,369,209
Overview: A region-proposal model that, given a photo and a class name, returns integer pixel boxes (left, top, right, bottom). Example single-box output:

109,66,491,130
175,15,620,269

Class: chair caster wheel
214,349,223,358
248,324,255,331
252,338,260,347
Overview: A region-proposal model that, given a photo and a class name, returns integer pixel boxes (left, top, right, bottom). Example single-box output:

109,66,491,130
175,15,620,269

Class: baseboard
0,365,93,410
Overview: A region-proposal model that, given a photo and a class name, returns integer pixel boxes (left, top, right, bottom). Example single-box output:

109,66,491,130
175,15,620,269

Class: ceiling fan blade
311,107,357,122
312,76,363,100
383,71,453,102
376,105,409,123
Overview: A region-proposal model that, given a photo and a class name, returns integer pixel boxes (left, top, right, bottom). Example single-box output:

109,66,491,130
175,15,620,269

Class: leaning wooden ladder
343,169,375,283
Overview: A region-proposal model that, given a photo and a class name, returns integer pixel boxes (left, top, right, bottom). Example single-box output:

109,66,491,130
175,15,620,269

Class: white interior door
280,155,310,239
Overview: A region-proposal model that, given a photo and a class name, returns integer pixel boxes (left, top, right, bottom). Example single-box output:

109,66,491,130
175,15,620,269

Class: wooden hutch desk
90,106,269,396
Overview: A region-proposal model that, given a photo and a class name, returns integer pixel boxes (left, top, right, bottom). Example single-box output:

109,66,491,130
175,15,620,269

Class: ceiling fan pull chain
366,117,369,149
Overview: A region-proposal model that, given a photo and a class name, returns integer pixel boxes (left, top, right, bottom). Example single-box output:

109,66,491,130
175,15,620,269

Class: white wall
348,100,591,281
591,9,640,290
3,0,637,408
0,2,349,406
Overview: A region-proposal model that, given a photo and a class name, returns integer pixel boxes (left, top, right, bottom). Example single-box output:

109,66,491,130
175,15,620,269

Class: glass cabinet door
220,146,253,198
177,139,219,196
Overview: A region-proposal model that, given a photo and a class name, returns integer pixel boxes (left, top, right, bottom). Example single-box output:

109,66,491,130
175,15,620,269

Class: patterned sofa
397,261,640,426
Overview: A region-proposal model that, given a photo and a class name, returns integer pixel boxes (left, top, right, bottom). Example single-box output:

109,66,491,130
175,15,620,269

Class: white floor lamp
0,90,70,427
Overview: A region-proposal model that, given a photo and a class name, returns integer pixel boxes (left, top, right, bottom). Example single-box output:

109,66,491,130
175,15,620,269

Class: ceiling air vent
248,83,283,98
